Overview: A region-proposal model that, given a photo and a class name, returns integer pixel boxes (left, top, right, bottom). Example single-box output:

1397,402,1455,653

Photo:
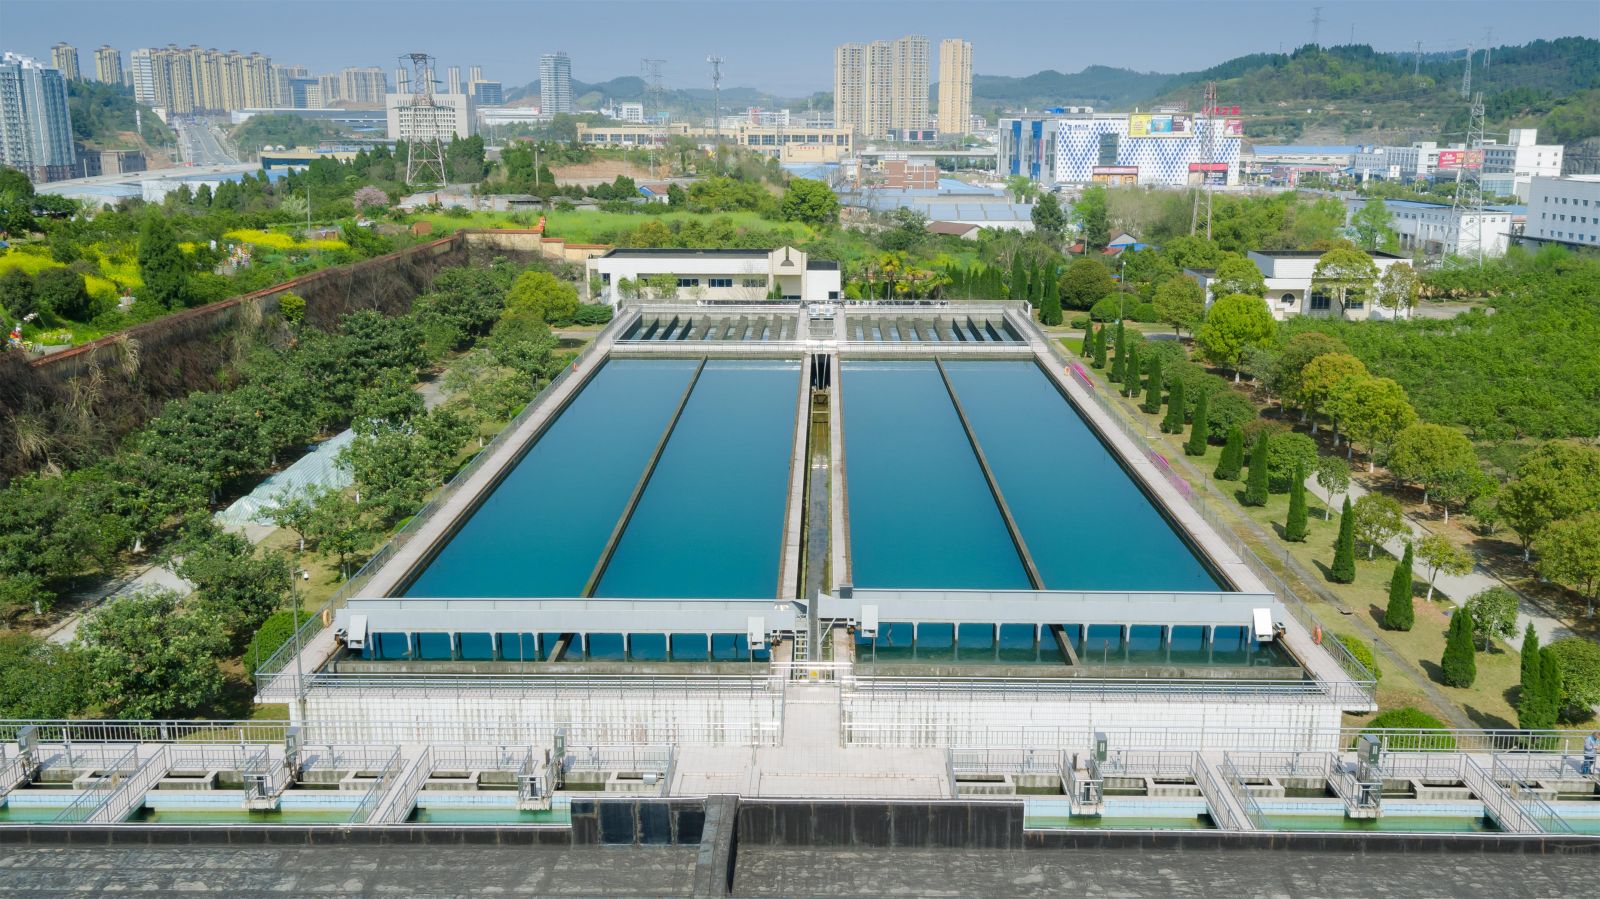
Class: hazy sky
4,0,1595,95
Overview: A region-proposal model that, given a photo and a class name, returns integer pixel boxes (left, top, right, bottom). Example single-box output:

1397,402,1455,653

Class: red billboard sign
1436,149,1484,171
1188,163,1229,172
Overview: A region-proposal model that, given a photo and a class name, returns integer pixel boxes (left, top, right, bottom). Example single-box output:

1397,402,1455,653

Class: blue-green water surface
842,361,1029,589
403,359,699,597
944,360,1220,591
597,360,800,598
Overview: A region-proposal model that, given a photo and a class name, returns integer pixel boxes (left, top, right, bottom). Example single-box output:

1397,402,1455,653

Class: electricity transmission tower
1460,43,1474,98
708,56,724,172
641,58,667,178
400,52,448,186
1310,7,1323,46
1448,91,1487,267
1191,82,1218,239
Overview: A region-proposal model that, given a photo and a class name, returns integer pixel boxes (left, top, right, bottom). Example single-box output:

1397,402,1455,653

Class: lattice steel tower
400,52,449,186
1448,91,1487,266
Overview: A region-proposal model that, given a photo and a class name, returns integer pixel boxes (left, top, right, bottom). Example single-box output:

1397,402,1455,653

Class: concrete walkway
1303,475,1576,650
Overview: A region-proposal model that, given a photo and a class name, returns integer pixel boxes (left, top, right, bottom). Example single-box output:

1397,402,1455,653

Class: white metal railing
0,747,37,794
947,747,1061,777
1224,751,1335,779
1462,756,1539,834
1099,749,1200,779
432,745,534,772
342,747,402,825
297,745,403,777
1192,754,1249,831
1490,752,1585,782
1492,756,1575,834
239,746,288,804
1064,756,1104,810
1218,755,1267,829
1328,763,1383,816
367,748,432,825
772,659,855,683
86,747,172,824
564,744,672,773
49,747,138,824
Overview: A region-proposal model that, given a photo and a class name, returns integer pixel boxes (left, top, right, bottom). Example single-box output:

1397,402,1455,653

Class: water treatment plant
3,301,1596,880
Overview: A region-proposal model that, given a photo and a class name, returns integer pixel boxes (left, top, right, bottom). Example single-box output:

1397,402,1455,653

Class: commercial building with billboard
1092,165,1139,185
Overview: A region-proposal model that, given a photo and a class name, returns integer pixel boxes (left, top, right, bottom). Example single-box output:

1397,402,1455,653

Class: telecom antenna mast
400,52,448,185
707,56,724,172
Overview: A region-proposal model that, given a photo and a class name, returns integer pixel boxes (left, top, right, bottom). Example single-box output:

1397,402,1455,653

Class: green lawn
402,209,817,245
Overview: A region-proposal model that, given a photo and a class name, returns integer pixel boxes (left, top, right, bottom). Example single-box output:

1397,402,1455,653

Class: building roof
806,260,839,270
925,221,981,237
1252,249,1406,260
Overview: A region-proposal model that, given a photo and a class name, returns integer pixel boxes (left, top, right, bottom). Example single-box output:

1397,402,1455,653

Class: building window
601,273,611,284
1310,290,1331,312
742,278,765,288
709,278,733,288
1281,293,1295,304
677,278,699,288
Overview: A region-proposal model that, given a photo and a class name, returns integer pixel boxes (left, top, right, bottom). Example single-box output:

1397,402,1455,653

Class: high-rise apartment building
394,67,410,95
272,64,309,107
94,45,123,85
340,67,388,106
833,35,930,139
0,52,78,182
138,45,272,114
936,39,972,136
131,48,155,104
468,65,483,85
446,66,462,95
50,43,80,82
540,52,573,115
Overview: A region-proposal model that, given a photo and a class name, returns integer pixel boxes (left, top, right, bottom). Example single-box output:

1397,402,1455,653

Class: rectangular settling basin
403,358,801,600
841,359,1220,591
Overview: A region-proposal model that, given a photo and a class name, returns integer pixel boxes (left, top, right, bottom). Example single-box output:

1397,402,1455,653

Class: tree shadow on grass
1419,659,1447,685
1464,705,1514,730
1367,604,1388,630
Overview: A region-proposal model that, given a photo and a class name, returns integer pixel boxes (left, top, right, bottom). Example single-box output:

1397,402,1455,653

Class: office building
338,67,387,106
936,39,971,136
540,52,573,115
471,80,503,107
0,52,78,182
1522,175,1600,250
93,46,123,85
1187,250,1411,322
386,91,475,142
834,35,929,139
50,43,80,82
578,121,854,163
468,65,483,84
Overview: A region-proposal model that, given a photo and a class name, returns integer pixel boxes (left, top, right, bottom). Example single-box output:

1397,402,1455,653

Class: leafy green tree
505,269,580,325
1547,637,1600,722
779,178,840,226
0,165,38,235
1296,352,1368,433
0,268,35,320
1352,493,1406,561
1535,510,1600,617
0,633,93,718
1265,432,1318,493
1330,496,1357,583
1284,463,1309,541
1314,455,1351,520
1215,425,1244,480
1414,533,1472,601
1184,389,1209,456
33,268,96,322
1440,606,1478,688
1195,293,1275,381
1311,246,1379,316
137,212,192,309
1331,375,1416,471
1140,355,1162,413
172,525,292,639
1498,444,1600,561
1374,262,1419,320
1463,586,1519,651
1388,423,1478,509
1384,542,1415,630
1350,199,1399,253
1031,191,1066,238
1211,254,1266,298
1161,377,1186,434
1243,432,1270,506
1363,708,1451,748
305,490,379,580
1153,276,1205,337
1058,257,1115,311
1074,185,1110,248
77,590,227,718
1093,322,1108,369
1270,332,1348,414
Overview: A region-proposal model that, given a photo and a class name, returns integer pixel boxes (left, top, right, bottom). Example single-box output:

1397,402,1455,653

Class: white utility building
586,247,843,305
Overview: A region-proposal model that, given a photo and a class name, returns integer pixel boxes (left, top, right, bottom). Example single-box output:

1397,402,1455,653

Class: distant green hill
968,65,1171,110
66,81,173,151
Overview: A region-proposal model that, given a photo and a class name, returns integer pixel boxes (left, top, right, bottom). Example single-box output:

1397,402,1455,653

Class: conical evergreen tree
1093,323,1108,368
1214,425,1244,480
1540,647,1564,727
1161,378,1186,433
1242,433,1270,506
1080,322,1095,356
1121,344,1139,397
1040,275,1063,326
1010,254,1029,301
1285,463,1310,542
1383,543,1415,630
1110,321,1128,383
1519,622,1541,693
1185,390,1209,456
1330,496,1357,583
1440,606,1478,688
1141,356,1162,413
1517,622,1550,729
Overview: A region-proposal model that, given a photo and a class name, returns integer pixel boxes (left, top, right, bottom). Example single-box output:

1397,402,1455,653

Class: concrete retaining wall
569,798,706,845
